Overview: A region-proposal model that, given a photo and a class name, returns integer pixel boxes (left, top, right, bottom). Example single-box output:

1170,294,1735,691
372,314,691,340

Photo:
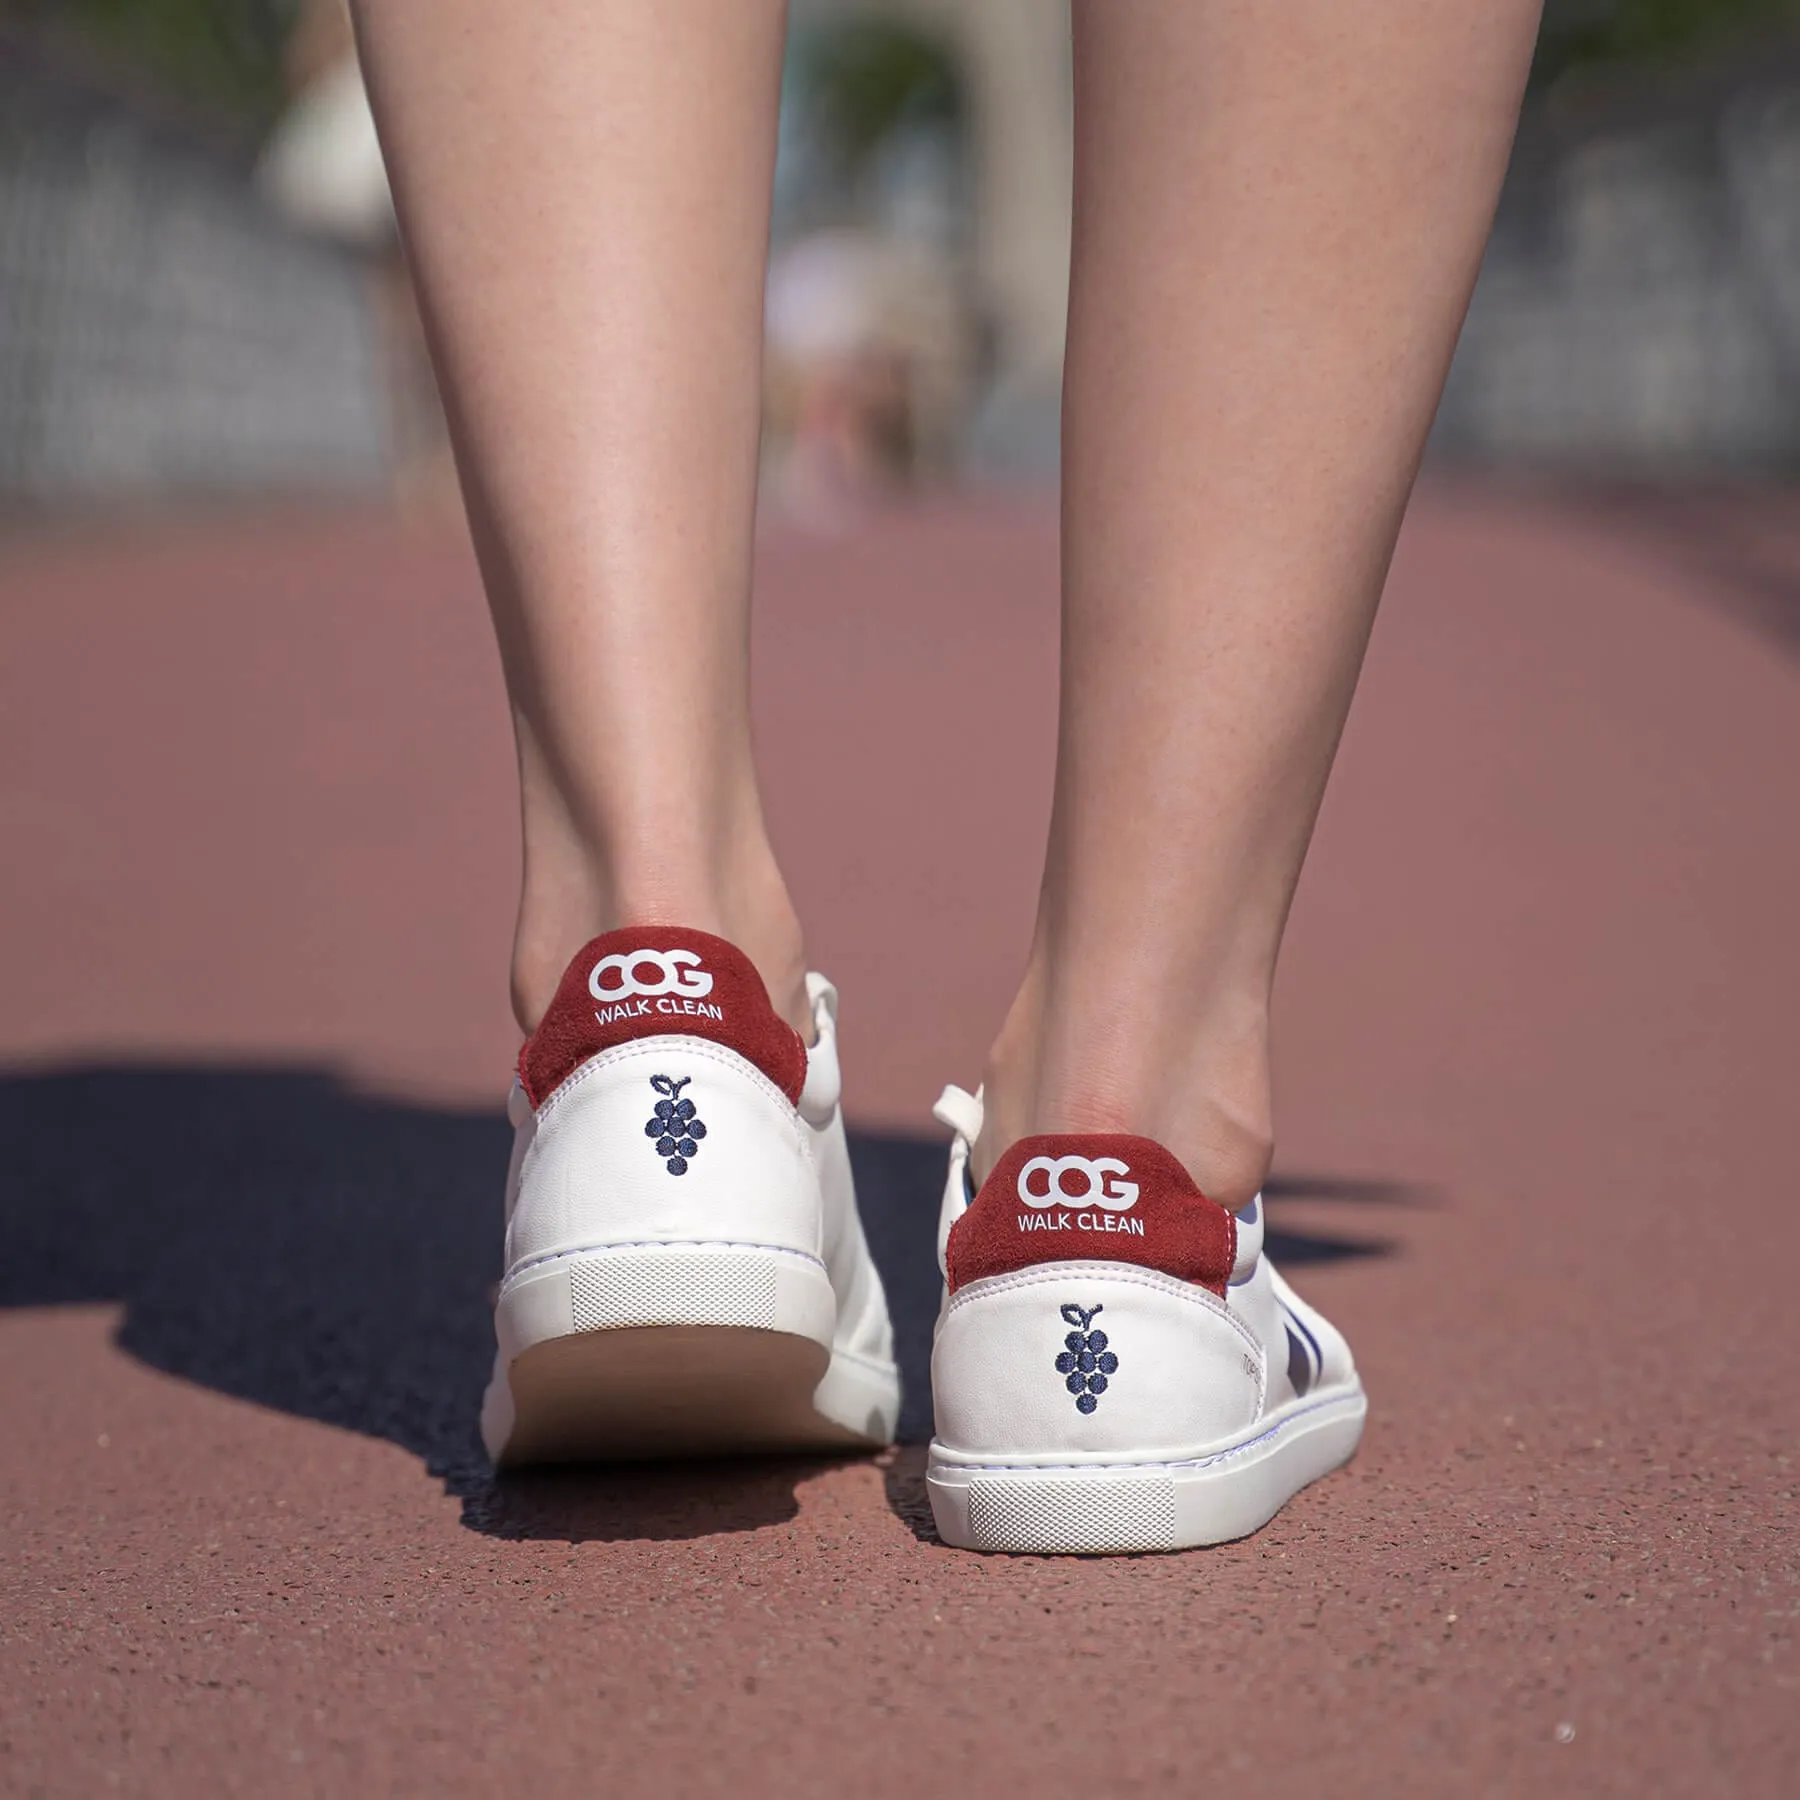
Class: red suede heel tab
945,1134,1236,1297
518,927,807,1108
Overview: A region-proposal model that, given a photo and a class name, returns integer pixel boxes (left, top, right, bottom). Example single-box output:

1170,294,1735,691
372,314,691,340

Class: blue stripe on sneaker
1280,1301,1324,1391
1283,1324,1313,1398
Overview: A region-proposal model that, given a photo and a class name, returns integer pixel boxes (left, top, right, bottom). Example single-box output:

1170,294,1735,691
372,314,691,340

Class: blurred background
4,7,1799,1793
9,0,1800,508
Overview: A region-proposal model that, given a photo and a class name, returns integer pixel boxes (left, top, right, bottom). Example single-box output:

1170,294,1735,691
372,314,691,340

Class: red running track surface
0,485,1795,1795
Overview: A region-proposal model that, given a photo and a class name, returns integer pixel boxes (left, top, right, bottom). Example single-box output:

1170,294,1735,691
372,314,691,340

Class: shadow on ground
0,1065,1416,1542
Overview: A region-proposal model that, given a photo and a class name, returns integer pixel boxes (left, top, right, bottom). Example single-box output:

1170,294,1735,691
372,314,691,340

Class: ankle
509,848,812,1041
975,982,1274,1213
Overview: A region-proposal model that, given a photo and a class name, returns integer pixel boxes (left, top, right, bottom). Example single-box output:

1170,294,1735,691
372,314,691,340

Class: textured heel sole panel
569,1251,778,1332
968,1473,1178,1555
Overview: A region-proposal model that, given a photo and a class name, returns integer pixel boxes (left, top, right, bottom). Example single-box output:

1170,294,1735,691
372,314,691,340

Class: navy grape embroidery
1056,1303,1118,1414
644,1074,706,1176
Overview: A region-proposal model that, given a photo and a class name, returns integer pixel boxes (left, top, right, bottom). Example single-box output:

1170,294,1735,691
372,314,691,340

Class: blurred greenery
13,0,298,130
787,17,961,183
17,0,1800,139
1533,0,1800,88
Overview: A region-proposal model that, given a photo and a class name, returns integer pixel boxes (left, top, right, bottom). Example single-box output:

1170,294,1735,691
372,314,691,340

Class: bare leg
349,0,807,1033
978,0,1542,1205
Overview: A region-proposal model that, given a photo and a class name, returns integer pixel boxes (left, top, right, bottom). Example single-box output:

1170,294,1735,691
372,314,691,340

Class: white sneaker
481,928,900,1465
925,1086,1365,1553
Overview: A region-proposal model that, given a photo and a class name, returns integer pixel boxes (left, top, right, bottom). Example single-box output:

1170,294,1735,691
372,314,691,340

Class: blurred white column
792,0,1073,385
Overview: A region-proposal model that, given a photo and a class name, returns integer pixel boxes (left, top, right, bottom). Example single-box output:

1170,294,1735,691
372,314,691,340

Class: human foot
924,1086,1364,1554
481,926,900,1464
971,948,1275,1211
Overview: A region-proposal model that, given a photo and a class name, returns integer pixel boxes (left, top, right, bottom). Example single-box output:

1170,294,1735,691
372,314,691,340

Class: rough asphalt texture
1,488,1795,1796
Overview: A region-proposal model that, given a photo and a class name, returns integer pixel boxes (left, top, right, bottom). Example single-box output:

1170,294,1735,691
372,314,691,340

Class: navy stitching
646,1074,707,1175
1055,1302,1120,1413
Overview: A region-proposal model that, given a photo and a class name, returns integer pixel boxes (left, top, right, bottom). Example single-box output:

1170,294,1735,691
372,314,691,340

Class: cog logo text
590,948,723,1025
1015,1154,1144,1238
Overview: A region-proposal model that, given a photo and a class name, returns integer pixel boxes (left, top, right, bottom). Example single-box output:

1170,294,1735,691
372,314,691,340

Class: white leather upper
803,976,894,1369
933,1261,1264,1460
928,1083,1357,1457
502,976,894,1373
931,1083,979,1278
797,971,842,1128
506,1034,821,1273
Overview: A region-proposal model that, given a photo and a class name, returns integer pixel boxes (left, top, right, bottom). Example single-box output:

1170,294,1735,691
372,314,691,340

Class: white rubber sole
926,1381,1367,1554
482,1240,899,1465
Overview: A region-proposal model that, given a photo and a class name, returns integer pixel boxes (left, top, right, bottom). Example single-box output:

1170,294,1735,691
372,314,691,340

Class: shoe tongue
519,926,807,1106
947,1133,1237,1296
